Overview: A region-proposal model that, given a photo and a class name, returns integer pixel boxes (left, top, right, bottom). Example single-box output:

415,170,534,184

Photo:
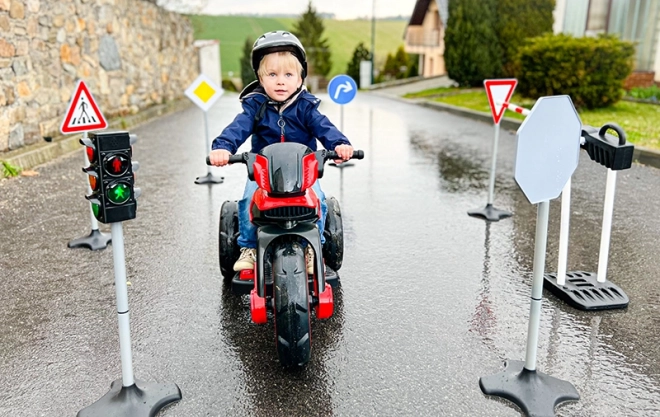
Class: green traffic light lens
107,182,131,204
104,154,130,177
91,203,99,218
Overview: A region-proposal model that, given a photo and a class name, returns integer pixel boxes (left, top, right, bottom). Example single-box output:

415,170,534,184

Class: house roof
408,0,431,26
407,0,448,26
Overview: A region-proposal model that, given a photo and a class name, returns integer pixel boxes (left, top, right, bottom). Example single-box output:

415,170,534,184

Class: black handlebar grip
228,153,246,164
353,150,364,160
206,153,247,165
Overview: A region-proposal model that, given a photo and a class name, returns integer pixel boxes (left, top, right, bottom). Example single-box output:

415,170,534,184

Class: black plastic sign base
544,271,629,311
195,173,224,184
77,379,181,417
68,229,111,251
468,203,512,222
480,360,579,417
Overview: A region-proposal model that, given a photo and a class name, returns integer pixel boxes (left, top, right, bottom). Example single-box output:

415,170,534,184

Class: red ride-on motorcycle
208,142,363,367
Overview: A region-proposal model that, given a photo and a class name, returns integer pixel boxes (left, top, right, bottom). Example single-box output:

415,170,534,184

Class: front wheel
323,197,344,271
272,241,311,367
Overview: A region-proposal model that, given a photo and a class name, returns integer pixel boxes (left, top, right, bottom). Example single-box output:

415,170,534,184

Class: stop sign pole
480,96,581,416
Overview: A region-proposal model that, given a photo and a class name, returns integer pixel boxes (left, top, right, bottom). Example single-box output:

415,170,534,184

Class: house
554,0,660,87
404,0,660,87
403,0,448,77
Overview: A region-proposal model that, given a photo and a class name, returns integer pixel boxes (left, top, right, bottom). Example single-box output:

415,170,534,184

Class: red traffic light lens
86,146,95,163
104,154,129,177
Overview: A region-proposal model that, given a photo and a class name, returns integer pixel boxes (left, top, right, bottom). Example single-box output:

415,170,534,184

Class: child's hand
209,149,232,166
334,144,354,164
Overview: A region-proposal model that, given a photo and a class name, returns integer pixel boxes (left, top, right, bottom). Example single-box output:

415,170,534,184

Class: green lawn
186,15,407,78
404,89,660,150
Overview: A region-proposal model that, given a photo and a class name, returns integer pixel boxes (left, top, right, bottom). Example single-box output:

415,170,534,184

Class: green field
187,15,408,79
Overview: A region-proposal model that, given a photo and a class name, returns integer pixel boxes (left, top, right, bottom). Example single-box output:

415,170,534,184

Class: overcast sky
201,0,418,20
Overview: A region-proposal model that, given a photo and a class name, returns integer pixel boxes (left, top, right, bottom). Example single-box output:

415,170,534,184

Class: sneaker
233,247,256,271
305,245,314,275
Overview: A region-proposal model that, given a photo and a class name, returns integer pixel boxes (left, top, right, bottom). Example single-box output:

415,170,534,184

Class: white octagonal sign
514,95,582,204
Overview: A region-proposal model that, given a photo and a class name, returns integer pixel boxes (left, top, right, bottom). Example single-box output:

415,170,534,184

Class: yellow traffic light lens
88,175,98,191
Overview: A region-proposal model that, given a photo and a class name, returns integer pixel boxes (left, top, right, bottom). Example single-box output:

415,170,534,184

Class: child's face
258,53,302,102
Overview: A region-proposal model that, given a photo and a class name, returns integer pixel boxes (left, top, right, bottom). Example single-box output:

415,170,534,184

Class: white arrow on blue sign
327,74,357,105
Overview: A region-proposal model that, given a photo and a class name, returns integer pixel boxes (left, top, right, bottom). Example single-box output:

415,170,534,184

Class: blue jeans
237,180,327,249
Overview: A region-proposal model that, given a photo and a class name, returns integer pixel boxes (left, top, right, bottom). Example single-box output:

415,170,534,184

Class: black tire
218,201,239,281
322,196,344,271
273,241,311,367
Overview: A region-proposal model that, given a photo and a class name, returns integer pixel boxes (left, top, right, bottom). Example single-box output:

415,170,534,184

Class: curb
372,91,660,170
1,99,193,175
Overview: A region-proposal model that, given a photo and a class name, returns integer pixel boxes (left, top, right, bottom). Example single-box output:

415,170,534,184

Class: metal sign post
185,74,225,185
468,79,517,221
480,96,581,416
327,74,357,170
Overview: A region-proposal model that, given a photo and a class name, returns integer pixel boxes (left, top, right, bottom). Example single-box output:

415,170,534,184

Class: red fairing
253,154,271,193
251,188,319,212
301,153,318,190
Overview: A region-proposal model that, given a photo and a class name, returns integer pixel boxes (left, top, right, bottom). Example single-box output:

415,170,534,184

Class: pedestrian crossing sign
60,80,108,134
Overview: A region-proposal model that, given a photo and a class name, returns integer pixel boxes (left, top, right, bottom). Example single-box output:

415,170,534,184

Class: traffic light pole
195,110,224,185
68,131,111,251
78,221,181,417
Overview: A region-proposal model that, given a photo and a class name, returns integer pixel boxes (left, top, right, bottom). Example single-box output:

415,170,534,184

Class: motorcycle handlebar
324,150,364,161
206,150,364,166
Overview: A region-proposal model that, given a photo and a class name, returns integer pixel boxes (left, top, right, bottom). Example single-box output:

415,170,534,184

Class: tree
346,42,371,88
240,37,257,89
444,0,503,86
381,46,411,81
291,2,332,77
496,0,555,77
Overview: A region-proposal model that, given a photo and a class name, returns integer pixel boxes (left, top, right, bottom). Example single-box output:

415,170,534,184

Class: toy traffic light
80,131,139,223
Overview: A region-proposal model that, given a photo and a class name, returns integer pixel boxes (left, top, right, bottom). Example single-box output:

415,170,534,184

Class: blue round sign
327,75,357,105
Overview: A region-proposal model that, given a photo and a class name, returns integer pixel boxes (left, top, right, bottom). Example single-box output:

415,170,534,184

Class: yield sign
484,79,517,125
60,80,107,134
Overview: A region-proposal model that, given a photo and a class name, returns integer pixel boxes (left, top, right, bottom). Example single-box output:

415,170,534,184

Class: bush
381,46,413,81
221,78,238,92
495,0,554,77
346,42,371,88
517,34,635,109
445,0,502,86
628,85,660,101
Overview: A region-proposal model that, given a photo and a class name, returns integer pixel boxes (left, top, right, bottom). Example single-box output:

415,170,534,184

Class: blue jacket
211,83,351,154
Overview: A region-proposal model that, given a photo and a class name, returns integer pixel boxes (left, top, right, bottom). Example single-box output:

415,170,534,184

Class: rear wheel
218,201,239,281
323,197,344,271
273,241,311,367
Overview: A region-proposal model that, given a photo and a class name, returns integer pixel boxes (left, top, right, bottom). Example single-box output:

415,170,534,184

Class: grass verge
405,88,660,150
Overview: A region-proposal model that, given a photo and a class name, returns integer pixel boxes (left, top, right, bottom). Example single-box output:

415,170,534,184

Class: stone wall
0,0,199,153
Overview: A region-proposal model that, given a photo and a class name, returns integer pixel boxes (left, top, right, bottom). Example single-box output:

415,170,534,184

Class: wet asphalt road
1,92,660,417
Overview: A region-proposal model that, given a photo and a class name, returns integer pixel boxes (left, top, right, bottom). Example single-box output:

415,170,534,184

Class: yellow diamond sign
185,74,224,112
194,81,216,103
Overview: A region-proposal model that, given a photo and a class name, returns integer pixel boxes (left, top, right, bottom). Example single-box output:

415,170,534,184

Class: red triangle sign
60,80,108,134
484,79,517,125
